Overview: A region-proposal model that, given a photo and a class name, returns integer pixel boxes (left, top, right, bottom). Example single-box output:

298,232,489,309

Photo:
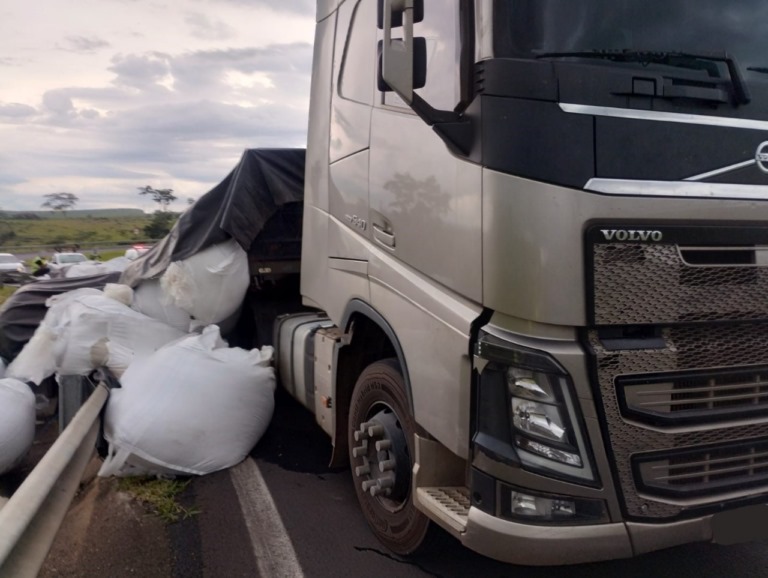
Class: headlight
475,332,596,484
508,367,582,467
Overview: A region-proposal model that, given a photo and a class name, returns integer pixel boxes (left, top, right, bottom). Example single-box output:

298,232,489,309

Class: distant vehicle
50,252,89,267
133,244,151,256
48,252,92,278
0,253,27,275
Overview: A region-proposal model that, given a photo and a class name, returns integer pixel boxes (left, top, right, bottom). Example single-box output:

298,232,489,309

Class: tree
143,210,176,239
42,192,79,215
138,186,177,211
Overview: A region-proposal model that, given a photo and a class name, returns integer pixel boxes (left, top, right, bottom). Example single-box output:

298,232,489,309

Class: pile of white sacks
1,240,275,478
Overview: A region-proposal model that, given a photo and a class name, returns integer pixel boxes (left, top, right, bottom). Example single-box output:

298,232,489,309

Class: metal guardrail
0,383,109,578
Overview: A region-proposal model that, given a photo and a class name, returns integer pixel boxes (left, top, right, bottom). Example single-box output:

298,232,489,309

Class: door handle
372,224,396,248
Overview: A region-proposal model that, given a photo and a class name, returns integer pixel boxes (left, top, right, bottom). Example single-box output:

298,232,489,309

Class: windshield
59,253,86,264
494,0,767,85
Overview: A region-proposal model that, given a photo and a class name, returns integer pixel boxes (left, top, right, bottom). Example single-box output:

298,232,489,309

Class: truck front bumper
461,507,713,566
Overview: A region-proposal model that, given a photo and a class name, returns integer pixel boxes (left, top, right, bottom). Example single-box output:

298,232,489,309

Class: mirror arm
411,94,473,156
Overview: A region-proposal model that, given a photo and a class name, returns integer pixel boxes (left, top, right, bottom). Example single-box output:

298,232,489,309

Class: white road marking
229,457,304,578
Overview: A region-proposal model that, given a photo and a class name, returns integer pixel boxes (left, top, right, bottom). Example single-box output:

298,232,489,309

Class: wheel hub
352,409,410,502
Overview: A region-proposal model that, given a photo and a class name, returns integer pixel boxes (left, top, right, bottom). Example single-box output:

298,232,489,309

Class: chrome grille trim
635,439,768,498
620,368,768,425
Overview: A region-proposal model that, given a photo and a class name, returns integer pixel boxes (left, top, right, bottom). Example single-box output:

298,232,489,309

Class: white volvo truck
269,0,768,565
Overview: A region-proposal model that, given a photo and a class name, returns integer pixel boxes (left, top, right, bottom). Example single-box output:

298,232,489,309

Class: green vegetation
144,211,176,239
0,208,145,219
0,213,177,249
0,285,16,306
117,477,200,523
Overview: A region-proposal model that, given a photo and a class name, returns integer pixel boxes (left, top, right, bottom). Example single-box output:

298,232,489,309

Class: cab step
415,487,470,535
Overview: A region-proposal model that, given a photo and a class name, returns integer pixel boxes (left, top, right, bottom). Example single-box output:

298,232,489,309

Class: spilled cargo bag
160,239,250,325
131,279,191,333
7,291,185,384
99,326,275,477
0,378,36,475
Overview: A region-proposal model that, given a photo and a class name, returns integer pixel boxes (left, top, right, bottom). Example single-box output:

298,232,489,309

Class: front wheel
348,359,431,555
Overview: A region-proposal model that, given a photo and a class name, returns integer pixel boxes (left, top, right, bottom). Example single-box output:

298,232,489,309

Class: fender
340,298,414,412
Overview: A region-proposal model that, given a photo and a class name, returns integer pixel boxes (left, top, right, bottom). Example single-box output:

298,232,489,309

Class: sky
0,0,316,212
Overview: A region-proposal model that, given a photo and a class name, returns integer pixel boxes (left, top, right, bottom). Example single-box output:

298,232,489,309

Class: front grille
588,224,768,520
619,368,768,426
590,326,768,519
635,439,768,498
592,243,768,325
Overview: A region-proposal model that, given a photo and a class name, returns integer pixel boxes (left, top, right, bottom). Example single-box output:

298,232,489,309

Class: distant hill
3,208,146,220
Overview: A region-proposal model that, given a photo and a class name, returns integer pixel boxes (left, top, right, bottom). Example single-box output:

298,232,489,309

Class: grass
117,477,200,523
0,285,16,306
0,216,154,249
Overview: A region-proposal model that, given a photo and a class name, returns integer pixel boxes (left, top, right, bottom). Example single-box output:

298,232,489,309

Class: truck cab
276,0,768,564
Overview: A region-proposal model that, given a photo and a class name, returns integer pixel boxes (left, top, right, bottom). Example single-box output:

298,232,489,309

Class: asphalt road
238,390,768,578
13,387,768,577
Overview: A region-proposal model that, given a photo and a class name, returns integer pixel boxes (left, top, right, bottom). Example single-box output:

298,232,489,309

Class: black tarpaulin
120,148,305,287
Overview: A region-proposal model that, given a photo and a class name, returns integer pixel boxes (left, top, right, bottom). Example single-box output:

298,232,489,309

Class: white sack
8,292,186,384
0,378,36,475
65,263,110,278
7,326,58,385
103,283,134,306
160,239,249,325
102,256,134,272
53,295,186,377
131,280,191,332
99,325,275,477
8,288,103,384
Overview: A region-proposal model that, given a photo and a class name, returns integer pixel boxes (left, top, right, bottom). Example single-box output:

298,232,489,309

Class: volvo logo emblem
757,141,768,174
601,229,663,242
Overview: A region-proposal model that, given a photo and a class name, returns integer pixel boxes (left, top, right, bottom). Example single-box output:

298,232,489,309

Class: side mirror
377,38,427,93
379,0,423,103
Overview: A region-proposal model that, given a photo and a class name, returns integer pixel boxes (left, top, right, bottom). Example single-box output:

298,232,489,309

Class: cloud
185,13,236,40
0,103,37,119
61,36,111,53
0,57,24,67
0,1,316,211
108,52,173,91
216,0,315,15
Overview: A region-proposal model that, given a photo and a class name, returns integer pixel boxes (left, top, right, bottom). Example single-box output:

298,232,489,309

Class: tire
348,358,431,555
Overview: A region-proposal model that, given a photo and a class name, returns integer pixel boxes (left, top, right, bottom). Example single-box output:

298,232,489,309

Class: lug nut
379,459,396,472
375,440,392,452
370,486,391,497
367,424,385,437
355,464,371,477
369,478,394,497
362,480,377,491
352,441,368,458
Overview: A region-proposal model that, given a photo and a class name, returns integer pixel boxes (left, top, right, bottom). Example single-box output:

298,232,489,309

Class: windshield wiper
536,49,751,105
747,67,768,74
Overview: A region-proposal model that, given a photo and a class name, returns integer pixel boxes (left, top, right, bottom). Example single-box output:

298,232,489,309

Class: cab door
368,0,482,302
